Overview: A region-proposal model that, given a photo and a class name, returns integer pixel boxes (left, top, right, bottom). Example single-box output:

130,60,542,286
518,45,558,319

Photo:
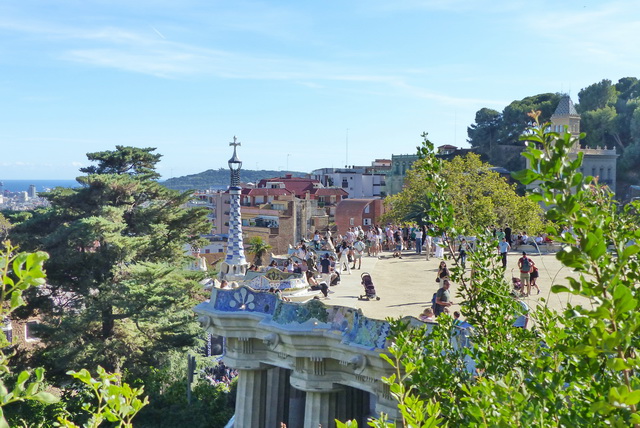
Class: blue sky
1,0,638,180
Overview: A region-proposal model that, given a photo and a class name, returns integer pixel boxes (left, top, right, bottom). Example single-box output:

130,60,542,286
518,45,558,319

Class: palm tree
247,236,272,267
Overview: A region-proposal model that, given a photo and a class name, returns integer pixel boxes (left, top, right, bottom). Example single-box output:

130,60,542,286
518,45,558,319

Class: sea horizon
0,179,79,192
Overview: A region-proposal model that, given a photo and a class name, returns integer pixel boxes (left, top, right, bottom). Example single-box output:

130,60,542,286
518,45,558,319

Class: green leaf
625,390,640,406
33,391,59,404
606,358,631,371
10,291,25,310
0,408,8,428
551,285,571,294
511,169,539,185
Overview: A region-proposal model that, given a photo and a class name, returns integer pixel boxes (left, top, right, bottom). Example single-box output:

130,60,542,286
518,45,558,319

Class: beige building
528,95,618,194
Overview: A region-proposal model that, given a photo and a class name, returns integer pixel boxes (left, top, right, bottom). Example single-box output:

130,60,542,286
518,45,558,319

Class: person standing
504,224,512,246
518,252,534,295
530,264,540,295
319,253,333,286
434,279,453,317
414,228,423,255
458,238,469,269
423,232,432,261
352,237,365,269
498,237,511,269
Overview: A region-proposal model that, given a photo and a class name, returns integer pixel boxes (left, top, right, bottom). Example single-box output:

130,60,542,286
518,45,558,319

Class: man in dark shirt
435,279,453,316
320,254,332,285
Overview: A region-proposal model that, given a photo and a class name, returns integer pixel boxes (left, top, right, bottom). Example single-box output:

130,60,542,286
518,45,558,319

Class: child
530,265,540,295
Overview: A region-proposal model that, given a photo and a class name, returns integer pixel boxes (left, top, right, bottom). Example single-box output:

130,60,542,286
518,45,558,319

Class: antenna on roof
345,128,349,167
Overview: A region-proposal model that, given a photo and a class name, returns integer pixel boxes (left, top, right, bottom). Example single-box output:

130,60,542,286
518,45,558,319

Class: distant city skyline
1,1,638,180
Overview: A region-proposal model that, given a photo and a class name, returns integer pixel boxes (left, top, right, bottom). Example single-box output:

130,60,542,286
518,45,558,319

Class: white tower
218,137,249,282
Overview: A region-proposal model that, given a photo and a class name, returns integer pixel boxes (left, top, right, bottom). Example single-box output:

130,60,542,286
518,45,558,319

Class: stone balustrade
194,286,428,427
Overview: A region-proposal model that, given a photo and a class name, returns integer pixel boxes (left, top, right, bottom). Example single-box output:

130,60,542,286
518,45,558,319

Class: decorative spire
228,136,242,187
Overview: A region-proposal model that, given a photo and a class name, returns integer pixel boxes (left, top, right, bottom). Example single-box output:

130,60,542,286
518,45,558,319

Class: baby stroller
359,272,380,301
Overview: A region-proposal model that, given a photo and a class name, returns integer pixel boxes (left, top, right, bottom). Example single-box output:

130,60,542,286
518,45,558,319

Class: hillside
161,168,307,191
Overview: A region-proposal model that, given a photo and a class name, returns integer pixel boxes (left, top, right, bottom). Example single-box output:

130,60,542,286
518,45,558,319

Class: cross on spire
229,136,241,148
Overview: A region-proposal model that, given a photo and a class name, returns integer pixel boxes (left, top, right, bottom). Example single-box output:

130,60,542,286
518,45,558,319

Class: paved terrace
325,248,591,323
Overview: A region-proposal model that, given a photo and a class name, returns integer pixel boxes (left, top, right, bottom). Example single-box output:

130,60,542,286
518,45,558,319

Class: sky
1,0,639,180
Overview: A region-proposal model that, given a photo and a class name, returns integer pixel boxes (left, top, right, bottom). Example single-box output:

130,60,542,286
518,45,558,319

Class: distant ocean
0,180,79,193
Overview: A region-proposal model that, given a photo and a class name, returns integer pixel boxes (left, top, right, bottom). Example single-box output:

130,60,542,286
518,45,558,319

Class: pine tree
10,146,210,377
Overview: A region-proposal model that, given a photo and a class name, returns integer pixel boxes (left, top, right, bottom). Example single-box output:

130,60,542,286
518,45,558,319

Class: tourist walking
458,238,469,269
498,237,511,269
518,251,534,295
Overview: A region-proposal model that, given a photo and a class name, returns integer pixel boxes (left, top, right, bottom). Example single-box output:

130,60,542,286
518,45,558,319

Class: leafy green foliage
354,119,640,426
57,366,149,428
383,142,544,235
8,146,210,378
246,236,272,267
0,242,152,428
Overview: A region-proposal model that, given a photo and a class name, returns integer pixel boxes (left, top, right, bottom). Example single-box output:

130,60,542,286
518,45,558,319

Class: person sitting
292,261,302,274
419,307,436,322
306,270,329,297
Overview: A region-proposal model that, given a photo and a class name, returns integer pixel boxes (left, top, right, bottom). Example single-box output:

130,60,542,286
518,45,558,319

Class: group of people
203,360,238,387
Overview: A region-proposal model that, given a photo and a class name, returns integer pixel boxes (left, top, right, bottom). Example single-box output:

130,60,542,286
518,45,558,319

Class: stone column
304,389,340,428
265,367,291,427
288,386,306,428
234,368,267,428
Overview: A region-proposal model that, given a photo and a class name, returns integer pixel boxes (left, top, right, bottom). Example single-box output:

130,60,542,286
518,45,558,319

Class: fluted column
304,390,340,428
265,367,291,427
234,368,267,428
288,386,306,428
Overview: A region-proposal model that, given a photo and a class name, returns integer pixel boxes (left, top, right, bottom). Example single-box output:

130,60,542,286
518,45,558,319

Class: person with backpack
434,279,453,316
517,251,534,295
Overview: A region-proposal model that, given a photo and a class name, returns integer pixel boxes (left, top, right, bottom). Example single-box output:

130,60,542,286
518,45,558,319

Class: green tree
246,236,272,267
9,146,210,378
580,105,621,149
467,93,561,171
0,214,10,240
383,150,545,235
577,79,619,112
467,107,501,156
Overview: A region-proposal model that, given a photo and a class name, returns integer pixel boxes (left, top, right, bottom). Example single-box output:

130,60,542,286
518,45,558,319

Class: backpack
431,292,438,309
521,257,531,273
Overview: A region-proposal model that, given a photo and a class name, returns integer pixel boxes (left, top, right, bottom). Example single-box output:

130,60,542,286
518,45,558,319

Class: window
364,205,370,214
205,249,210,254
350,218,354,226
342,179,348,188
1,319,11,345
363,218,371,226
25,321,40,342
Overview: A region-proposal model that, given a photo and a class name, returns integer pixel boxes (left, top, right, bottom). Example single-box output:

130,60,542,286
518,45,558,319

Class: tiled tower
218,137,249,282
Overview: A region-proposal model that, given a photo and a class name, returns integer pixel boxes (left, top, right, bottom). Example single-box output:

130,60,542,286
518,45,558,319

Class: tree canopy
467,77,640,197
382,147,545,235
9,146,210,378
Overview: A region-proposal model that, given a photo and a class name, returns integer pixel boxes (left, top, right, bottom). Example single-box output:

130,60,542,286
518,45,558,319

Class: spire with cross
228,136,242,186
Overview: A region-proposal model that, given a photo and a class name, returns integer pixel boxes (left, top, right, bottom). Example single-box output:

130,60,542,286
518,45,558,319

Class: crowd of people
202,360,238,387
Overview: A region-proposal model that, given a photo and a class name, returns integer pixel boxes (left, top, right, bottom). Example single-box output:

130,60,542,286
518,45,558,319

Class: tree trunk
102,306,114,339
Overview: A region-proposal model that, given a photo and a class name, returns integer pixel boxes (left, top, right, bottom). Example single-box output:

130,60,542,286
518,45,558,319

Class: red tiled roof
247,188,293,196
312,188,348,196
258,177,322,198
